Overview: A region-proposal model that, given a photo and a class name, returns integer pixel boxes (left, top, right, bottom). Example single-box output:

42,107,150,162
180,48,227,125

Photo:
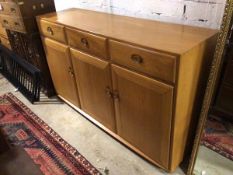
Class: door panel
70,48,116,132
112,64,173,168
42,37,80,107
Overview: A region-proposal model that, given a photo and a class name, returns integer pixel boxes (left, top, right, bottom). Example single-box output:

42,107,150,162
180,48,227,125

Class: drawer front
0,2,21,16
109,40,177,83
0,35,11,50
0,1,56,18
38,20,66,43
0,15,26,33
66,27,108,59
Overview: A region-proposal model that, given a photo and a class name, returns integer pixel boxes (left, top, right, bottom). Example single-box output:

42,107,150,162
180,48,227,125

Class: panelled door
111,64,173,168
70,48,116,132
42,38,80,107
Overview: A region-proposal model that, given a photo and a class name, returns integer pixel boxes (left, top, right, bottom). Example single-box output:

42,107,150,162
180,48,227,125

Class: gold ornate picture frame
187,0,233,174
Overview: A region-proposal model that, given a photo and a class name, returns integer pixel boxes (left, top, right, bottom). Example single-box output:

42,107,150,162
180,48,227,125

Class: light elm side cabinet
37,8,218,172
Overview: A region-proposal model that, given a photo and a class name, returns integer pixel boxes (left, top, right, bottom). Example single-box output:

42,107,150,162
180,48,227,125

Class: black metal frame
0,45,41,103
6,30,55,97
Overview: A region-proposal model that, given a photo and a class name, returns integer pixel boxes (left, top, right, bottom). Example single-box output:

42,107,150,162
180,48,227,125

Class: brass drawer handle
80,38,89,48
10,8,16,13
131,54,143,64
3,20,8,24
32,5,37,10
47,27,54,35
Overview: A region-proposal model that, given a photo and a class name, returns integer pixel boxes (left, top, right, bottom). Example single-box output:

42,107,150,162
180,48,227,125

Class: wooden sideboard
37,8,218,172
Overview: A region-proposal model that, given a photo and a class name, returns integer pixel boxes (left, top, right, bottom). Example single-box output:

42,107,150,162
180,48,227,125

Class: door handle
68,67,74,77
105,86,113,98
113,90,120,101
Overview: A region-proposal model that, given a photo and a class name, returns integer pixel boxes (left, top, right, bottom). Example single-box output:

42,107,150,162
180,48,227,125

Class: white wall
54,0,226,29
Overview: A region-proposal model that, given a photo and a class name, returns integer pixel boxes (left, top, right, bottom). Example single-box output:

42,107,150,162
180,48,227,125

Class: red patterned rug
201,115,233,161
0,93,101,175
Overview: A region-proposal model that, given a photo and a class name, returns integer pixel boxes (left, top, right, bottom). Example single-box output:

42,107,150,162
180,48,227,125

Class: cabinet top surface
38,8,218,55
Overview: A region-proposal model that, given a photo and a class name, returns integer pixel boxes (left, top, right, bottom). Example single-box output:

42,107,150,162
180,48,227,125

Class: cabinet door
70,49,116,132
112,65,173,168
42,38,80,107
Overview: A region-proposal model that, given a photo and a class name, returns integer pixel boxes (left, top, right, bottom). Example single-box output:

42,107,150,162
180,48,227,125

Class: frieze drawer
66,27,108,59
109,40,177,83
